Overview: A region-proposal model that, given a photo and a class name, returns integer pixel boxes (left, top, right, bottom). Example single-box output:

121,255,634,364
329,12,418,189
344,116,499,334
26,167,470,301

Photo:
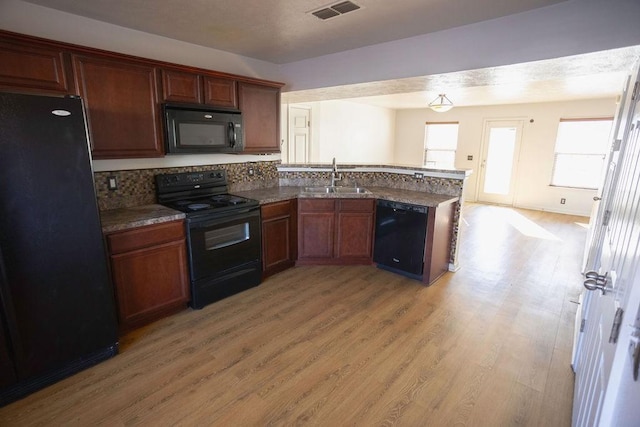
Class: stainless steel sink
333,187,370,194
302,186,371,194
303,186,335,193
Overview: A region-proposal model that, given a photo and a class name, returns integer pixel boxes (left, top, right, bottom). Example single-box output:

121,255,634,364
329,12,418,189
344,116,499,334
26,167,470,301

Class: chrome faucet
330,157,342,187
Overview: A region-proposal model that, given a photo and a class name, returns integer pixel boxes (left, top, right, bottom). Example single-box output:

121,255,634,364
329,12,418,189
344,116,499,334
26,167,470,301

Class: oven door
187,206,261,281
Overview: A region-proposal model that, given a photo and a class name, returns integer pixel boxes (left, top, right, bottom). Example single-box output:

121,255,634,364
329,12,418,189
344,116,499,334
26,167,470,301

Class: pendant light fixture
428,94,454,112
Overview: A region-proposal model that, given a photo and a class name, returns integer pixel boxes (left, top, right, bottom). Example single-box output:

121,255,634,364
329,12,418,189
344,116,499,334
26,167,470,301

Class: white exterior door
573,61,640,427
477,120,524,205
288,106,310,163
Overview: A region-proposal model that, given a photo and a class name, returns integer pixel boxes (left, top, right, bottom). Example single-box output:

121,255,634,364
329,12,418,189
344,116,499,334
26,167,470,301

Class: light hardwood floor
0,204,589,426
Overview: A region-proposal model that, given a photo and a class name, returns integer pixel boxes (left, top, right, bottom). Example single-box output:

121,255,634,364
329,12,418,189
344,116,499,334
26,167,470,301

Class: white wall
0,0,282,81
280,0,640,91
395,98,618,216
285,100,396,164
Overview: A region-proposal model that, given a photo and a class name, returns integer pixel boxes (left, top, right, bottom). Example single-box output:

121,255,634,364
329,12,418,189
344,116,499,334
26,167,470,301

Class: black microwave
163,103,243,154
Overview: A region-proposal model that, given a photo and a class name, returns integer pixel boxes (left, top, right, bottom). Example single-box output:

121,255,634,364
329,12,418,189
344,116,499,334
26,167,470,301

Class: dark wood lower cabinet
261,200,297,279
297,198,374,265
106,220,189,333
298,199,335,261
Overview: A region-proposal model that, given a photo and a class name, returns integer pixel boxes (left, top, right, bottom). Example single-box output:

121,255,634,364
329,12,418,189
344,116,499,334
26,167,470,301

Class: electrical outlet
414,172,424,179
107,175,118,191
247,167,255,176
560,198,566,204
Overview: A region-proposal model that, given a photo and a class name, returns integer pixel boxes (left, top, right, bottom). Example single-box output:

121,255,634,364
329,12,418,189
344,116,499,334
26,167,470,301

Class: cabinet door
73,55,163,159
336,199,374,262
298,199,335,260
263,217,292,270
107,221,189,332
261,200,297,278
336,211,374,260
204,76,237,108
161,69,202,103
110,240,189,331
298,212,335,259
0,39,73,95
238,82,280,153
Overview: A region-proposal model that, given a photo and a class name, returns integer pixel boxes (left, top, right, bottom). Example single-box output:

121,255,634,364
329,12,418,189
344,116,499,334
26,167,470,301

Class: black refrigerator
0,92,118,405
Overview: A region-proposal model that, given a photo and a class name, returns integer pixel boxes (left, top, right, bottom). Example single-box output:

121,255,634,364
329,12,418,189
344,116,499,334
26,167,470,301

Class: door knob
593,196,602,201
584,270,609,295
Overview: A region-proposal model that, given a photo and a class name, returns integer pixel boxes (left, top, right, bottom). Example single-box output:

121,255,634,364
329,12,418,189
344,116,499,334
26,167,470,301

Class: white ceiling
21,0,640,108
282,47,640,108
23,0,567,64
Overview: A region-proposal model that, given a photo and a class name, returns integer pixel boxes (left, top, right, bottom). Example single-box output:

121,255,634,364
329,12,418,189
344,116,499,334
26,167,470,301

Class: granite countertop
277,163,472,178
100,187,458,233
365,187,458,207
232,186,458,208
100,204,185,234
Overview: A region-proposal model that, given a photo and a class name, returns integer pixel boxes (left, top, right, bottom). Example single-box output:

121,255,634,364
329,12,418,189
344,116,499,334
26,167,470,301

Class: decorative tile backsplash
94,160,466,269
96,162,465,211
94,161,280,211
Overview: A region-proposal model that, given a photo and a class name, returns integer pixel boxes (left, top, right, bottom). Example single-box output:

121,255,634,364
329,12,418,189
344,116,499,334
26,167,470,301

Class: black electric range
155,170,262,309
156,170,259,220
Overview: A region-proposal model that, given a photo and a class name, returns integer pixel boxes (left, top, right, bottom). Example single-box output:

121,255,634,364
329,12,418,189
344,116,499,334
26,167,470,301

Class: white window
551,118,613,189
424,122,459,168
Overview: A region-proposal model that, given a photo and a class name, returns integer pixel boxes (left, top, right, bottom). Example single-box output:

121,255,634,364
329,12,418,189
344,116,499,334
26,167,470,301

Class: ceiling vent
311,1,361,20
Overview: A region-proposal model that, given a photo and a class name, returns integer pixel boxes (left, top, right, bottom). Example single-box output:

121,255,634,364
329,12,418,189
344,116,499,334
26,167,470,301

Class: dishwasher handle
376,199,428,214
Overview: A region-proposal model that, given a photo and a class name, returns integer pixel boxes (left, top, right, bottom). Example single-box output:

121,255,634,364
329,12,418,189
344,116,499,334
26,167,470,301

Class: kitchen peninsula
99,161,469,328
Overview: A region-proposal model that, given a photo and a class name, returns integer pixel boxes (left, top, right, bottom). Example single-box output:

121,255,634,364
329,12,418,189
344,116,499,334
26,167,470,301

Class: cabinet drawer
298,199,335,212
338,198,374,212
107,220,185,254
261,200,293,220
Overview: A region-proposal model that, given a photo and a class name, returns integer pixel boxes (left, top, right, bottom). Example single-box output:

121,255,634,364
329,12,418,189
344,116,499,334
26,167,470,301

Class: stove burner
188,203,211,211
228,196,246,205
210,195,246,205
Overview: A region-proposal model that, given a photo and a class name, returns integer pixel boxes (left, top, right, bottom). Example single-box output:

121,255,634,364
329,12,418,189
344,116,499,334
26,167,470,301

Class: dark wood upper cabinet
0,39,73,95
0,30,284,159
160,71,237,108
161,69,202,104
204,76,237,108
73,55,163,159
238,82,281,153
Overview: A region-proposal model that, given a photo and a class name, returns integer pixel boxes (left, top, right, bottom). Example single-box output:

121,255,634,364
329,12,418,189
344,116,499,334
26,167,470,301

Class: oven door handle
189,207,259,230
208,236,249,251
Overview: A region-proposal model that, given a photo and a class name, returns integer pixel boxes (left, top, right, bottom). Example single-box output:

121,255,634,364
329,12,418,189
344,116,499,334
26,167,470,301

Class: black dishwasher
373,199,428,279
